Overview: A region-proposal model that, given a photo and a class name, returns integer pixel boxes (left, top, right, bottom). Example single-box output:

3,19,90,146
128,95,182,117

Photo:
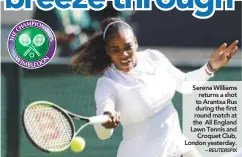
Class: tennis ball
70,136,86,153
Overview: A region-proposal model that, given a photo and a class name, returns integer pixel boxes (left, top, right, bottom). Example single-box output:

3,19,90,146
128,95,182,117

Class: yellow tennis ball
70,136,86,153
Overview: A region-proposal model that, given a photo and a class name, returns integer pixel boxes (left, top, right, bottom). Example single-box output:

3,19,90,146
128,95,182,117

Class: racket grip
89,115,111,124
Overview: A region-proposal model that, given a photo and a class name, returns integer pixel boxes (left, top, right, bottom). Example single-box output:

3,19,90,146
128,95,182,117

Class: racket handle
89,115,110,124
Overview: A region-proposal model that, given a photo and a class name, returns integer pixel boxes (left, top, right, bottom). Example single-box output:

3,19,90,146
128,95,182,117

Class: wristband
205,63,214,75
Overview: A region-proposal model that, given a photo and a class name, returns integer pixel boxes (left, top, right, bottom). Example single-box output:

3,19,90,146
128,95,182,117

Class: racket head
32,34,45,46
19,34,31,46
22,101,75,152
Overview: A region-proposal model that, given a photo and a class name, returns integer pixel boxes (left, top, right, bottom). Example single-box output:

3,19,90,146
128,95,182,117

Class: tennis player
72,18,239,157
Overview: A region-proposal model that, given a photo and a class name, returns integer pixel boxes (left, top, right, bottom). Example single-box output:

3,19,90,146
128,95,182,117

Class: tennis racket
22,101,110,152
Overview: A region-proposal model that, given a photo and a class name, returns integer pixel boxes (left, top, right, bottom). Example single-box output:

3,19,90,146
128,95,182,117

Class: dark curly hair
72,17,134,75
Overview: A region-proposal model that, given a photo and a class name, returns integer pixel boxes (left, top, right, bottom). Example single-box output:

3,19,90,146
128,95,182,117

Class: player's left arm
150,40,239,94
173,40,238,94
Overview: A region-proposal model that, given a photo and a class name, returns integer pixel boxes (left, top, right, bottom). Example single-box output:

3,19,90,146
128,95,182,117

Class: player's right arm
94,78,120,140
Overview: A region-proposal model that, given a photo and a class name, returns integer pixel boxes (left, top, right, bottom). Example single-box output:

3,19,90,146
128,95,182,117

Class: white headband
103,21,132,40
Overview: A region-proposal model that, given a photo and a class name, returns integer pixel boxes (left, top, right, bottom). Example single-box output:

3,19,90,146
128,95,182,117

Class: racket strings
19,34,31,46
24,104,73,151
33,34,45,46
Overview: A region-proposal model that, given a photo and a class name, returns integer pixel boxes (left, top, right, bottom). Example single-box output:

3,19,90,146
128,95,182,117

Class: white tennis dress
94,49,213,157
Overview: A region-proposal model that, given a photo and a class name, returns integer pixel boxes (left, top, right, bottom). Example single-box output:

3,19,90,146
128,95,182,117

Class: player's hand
102,111,120,129
208,40,239,72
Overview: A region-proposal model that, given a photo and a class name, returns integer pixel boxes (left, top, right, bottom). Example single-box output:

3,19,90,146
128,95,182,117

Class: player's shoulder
138,49,168,62
95,76,116,96
96,76,113,86
96,72,117,89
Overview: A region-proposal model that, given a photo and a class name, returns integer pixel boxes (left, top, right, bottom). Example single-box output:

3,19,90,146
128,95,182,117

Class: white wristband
204,63,214,75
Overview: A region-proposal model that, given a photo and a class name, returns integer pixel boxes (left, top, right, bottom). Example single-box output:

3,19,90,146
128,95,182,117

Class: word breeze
4,0,238,19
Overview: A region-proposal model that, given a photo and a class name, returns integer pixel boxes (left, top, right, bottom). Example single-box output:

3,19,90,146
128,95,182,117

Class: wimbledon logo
7,19,56,69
